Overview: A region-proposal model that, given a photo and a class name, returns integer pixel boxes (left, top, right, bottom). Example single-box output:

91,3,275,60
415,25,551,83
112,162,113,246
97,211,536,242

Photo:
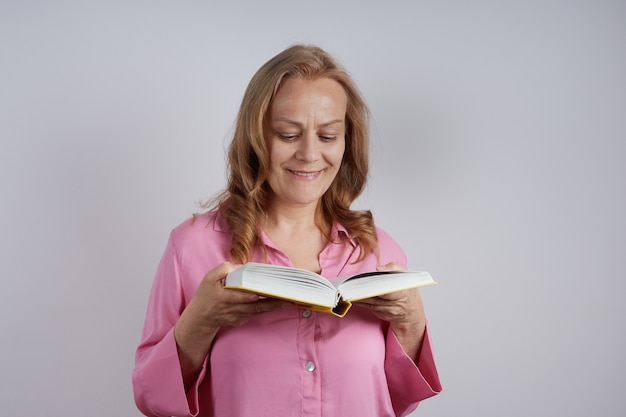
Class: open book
224,262,437,317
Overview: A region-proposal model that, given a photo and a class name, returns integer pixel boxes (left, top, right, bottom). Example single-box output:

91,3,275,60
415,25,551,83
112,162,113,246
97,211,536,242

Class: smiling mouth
288,169,322,178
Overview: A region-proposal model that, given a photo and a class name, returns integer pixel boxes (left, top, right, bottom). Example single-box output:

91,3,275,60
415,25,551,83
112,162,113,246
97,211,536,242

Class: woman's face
265,77,347,210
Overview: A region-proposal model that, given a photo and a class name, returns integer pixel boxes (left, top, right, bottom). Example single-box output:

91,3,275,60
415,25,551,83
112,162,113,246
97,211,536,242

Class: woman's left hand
353,262,426,361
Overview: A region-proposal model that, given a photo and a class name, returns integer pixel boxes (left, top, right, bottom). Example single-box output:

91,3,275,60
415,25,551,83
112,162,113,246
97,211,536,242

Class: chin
284,193,325,207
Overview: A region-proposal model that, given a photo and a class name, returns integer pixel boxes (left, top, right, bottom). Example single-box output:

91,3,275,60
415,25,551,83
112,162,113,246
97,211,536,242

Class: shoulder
168,211,231,251
375,226,408,267
375,226,402,250
170,211,219,236
156,211,234,286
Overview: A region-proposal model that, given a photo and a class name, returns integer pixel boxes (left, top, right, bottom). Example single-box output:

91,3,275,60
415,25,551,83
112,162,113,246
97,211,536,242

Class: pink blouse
133,211,441,417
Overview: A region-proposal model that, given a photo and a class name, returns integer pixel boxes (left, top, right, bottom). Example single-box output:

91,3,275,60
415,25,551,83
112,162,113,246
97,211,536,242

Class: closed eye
277,132,298,141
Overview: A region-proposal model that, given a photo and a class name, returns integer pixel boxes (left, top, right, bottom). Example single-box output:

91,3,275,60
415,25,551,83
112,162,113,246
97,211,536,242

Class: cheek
268,142,288,168
333,141,346,166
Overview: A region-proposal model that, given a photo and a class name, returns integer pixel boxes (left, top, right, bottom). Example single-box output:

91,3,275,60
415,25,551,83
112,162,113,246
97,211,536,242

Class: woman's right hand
174,262,287,390
185,262,287,329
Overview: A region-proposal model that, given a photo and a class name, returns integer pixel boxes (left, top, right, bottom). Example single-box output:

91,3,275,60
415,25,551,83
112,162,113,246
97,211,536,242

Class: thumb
376,263,390,271
376,262,405,272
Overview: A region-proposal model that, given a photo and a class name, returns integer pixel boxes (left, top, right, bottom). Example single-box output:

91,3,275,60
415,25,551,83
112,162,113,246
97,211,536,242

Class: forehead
269,77,347,119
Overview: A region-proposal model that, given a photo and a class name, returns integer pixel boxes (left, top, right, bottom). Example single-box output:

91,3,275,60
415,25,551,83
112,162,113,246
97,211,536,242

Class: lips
288,169,322,178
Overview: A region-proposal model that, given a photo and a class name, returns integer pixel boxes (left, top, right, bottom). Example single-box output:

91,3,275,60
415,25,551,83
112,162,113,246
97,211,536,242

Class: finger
222,288,260,303
201,262,237,285
376,262,406,272
214,261,237,280
251,298,290,313
226,298,288,321
353,297,388,306
373,291,405,301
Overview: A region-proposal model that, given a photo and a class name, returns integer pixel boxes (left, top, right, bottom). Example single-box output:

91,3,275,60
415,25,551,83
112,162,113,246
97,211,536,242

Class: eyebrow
273,118,344,128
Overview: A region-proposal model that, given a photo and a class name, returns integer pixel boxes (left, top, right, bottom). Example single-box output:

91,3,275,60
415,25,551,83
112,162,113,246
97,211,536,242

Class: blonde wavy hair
208,44,377,264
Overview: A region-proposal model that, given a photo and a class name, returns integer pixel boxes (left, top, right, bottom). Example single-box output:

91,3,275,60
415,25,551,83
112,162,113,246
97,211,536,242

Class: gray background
1,1,624,416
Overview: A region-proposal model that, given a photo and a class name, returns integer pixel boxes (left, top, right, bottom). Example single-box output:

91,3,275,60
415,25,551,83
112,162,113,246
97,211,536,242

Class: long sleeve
132,236,203,417
375,228,442,416
384,323,442,416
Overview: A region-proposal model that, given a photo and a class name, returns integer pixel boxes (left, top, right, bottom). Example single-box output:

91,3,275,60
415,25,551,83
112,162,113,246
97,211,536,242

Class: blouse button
302,309,312,318
305,361,316,372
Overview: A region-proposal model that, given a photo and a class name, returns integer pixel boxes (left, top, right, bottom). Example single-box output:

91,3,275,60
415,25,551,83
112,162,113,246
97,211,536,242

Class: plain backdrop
1,1,624,416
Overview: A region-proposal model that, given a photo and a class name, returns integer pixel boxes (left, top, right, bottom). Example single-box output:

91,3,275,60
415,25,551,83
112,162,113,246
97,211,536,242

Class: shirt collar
331,222,357,248
212,209,230,233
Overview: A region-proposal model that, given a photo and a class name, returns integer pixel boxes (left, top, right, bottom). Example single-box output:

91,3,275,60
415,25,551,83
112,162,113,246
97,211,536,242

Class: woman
133,44,441,417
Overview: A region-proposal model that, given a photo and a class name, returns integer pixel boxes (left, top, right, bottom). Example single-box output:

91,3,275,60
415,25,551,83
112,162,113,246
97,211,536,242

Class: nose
295,131,320,162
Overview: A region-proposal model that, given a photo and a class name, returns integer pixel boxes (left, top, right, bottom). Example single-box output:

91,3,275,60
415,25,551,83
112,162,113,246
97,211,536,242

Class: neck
264,201,320,233
262,199,329,272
